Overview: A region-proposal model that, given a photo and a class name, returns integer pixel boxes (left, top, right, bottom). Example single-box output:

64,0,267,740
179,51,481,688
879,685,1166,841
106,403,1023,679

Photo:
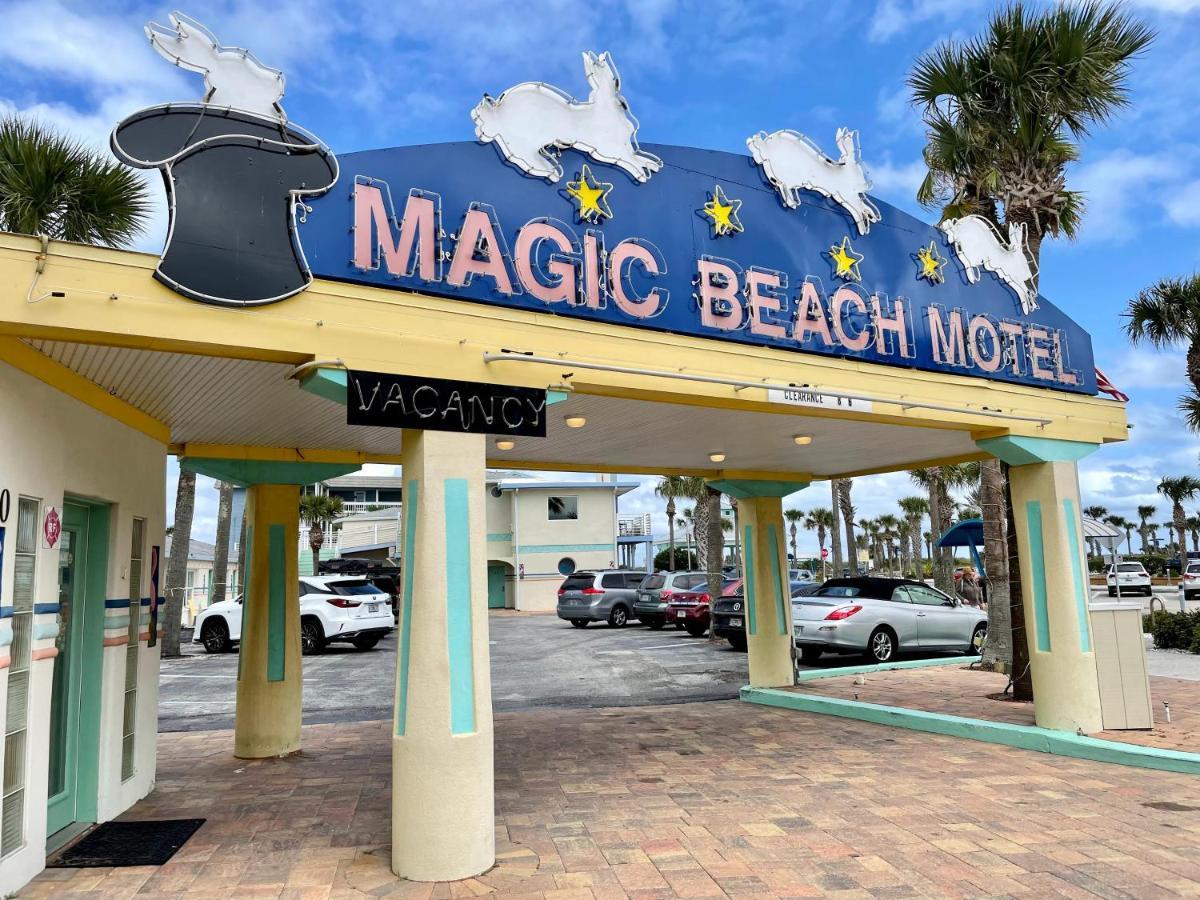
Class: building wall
0,362,165,894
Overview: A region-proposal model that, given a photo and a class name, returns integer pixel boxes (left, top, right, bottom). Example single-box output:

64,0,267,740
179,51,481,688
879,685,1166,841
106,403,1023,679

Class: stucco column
977,437,1104,733
234,482,303,758
739,495,796,687
393,429,494,881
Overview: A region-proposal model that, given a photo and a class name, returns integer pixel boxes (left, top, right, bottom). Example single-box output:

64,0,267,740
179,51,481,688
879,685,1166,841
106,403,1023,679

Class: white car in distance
193,575,395,655
1106,562,1152,597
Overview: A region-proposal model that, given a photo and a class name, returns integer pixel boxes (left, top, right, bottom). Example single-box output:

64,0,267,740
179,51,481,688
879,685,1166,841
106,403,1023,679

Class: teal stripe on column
267,524,286,682
396,480,419,736
743,525,757,636
444,478,476,735
1062,498,1092,653
238,525,253,681
767,523,787,635
1025,501,1052,652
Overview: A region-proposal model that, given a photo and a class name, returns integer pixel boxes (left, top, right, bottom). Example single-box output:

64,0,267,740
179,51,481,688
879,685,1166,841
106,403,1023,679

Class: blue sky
3,0,1198,551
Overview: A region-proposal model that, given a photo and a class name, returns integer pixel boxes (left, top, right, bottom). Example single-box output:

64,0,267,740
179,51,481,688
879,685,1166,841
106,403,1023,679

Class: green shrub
653,547,697,571
1191,624,1200,655
1148,610,1200,651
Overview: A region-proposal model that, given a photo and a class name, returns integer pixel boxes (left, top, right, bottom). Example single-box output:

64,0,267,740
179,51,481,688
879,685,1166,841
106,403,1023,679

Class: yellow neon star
916,240,947,284
701,184,744,237
828,236,864,282
566,164,613,224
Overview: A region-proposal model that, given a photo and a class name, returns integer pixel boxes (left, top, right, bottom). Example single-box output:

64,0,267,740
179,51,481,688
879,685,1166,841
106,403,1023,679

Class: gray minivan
556,570,646,627
633,571,708,629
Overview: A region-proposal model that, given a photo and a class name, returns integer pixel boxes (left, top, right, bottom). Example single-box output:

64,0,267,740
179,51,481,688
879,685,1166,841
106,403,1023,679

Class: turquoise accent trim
545,390,569,406
182,457,360,487
977,436,1099,466
487,532,513,543
33,621,59,640
396,480,419,737
766,523,787,635
266,524,286,683
299,367,348,404
743,525,757,636
1025,501,1052,652
238,525,253,682
103,614,130,631
707,479,810,499
444,479,476,735
742,657,1200,776
1062,499,1092,653
516,543,611,553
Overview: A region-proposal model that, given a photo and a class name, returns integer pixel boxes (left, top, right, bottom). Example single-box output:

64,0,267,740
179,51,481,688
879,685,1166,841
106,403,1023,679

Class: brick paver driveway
27,700,1200,898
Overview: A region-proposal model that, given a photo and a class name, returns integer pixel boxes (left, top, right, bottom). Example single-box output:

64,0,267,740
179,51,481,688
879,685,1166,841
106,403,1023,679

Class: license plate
677,610,686,618
368,603,379,613
729,617,742,628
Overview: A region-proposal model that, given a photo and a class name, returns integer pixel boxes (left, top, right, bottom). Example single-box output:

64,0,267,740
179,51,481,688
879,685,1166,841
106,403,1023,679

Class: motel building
0,16,1133,894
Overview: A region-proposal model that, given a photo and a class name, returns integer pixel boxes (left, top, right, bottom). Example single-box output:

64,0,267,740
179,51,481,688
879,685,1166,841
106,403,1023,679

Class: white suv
193,575,395,655
1106,562,1151,597
1180,562,1200,604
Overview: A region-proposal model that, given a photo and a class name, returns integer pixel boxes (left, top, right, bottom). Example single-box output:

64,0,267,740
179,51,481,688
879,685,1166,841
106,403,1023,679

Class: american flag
1094,367,1129,403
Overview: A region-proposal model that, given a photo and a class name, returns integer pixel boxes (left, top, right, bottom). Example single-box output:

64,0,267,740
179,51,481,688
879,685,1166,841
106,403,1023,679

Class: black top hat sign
111,13,338,307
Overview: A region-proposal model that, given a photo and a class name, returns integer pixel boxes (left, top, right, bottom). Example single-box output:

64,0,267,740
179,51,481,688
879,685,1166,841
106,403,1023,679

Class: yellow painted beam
171,443,404,466
0,336,170,443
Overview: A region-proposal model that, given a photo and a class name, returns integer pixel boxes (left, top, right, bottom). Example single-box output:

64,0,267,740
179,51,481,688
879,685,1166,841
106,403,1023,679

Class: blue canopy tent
937,518,985,575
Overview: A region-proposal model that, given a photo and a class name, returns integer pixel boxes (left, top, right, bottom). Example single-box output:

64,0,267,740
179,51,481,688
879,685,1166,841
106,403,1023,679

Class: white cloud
1165,179,1200,226
1109,350,1189,391
868,156,925,204
1129,0,1200,11
868,0,988,43
1072,150,1186,242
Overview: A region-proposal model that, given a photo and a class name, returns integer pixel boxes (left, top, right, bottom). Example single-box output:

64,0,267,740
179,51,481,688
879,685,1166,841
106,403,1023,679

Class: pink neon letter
608,241,665,318
747,270,787,339
698,259,743,330
582,232,604,309
793,282,833,346
968,316,1002,373
515,222,576,305
446,208,514,295
1027,327,1054,381
831,287,870,351
353,184,438,281
928,307,967,367
871,295,910,358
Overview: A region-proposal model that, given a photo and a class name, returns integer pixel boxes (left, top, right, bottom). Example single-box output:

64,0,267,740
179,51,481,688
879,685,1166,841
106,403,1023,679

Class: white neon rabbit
940,216,1039,314
472,51,662,183
146,12,285,122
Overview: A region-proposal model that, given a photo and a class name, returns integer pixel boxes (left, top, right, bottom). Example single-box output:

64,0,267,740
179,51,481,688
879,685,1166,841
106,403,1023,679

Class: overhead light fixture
793,434,813,446
494,439,515,451
564,415,587,428
708,452,726,463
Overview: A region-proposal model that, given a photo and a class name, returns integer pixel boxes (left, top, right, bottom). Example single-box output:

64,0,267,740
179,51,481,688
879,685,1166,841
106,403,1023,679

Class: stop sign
820,548,829,559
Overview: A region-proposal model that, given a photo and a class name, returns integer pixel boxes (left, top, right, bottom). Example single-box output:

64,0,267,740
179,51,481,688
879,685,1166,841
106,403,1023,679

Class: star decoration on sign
828,236,864,282
566,164,613,224
700,184,744,237
915,240,947,284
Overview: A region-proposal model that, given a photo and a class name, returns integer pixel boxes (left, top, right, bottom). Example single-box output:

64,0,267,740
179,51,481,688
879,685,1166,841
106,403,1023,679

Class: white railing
618,513,653,537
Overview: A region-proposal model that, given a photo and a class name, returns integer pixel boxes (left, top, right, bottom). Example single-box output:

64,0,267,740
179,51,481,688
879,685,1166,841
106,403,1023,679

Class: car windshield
1188,564,1200,574
692,579,736,594
1114,564,1145,573
329,581,385,596
561,574,594,591
641,575,666,590
817,585,863,597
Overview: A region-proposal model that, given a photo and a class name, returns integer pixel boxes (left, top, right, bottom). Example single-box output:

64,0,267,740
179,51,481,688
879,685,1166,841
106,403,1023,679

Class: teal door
487,565,507,609
47,501,106,838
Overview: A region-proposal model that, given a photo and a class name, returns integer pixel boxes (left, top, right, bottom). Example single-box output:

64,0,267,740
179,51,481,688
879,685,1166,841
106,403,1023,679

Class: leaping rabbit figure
472,52,662,184
146,11,285,121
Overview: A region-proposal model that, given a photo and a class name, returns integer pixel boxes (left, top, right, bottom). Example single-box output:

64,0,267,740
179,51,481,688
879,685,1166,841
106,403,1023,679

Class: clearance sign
302,140,1094,395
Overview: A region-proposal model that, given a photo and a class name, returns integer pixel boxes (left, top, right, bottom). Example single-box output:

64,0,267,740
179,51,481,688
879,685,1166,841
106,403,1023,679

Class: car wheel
1145,587,1154,597
200,619,230,654
799,645,822,664
646,617,665,630
967,623,987,656
352,634,382,651
727,633,747,652
300,618,326,655
1107,588,1116,597
865,628,896,664
570,619,589,628
607,606,629,628
684,622,707,637
674,621,684,630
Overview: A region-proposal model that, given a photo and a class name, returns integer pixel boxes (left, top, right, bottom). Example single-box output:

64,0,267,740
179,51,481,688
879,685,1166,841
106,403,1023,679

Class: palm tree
1137,505,1157,552
704,486,725,640
834,479,856,576
805,508,836,576
0,117,149,245
1084,505,1109,521
909,468,953,592
210,482,234,606
1158,477,1200,562
655,476,705,572
1187,515,1200,553
162,469,196,659
1105,515,1134,556
828,482,844,576
299,494,344,578
784,508,804,564
1125,275,1200,429
898,497,927,577
877,514,902,576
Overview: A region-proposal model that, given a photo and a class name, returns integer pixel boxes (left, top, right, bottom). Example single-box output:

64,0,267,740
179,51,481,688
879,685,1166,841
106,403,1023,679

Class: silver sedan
792,577,987,664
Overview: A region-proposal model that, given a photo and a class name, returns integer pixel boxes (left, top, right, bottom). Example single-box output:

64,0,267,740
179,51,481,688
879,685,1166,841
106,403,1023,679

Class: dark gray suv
556,570,646,627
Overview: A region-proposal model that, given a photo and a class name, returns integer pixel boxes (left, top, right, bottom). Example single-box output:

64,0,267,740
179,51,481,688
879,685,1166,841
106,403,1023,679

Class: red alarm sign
43,507,61,549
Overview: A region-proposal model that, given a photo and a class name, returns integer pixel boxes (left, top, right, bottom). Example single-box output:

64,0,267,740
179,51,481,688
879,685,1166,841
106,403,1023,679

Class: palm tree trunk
211,481,233,607
705,487,724,642
310,523,324,580
980,459,1012,670
693,499,710,570
910,519,922,577
829,483,844,576
925,470,954,593
666,498,676,572
162,468,196,659
836,480,856,577
790,524,797,563
1004,463,1033,700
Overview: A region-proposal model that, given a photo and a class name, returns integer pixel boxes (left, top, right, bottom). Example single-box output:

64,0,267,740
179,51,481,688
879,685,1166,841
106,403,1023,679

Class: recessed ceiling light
793,434,813,446
708,452,726,463
495,439,515,451
564,415,587,428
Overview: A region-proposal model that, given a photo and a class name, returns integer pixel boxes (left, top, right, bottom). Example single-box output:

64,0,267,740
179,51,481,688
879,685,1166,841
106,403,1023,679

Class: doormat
48,818,205,868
